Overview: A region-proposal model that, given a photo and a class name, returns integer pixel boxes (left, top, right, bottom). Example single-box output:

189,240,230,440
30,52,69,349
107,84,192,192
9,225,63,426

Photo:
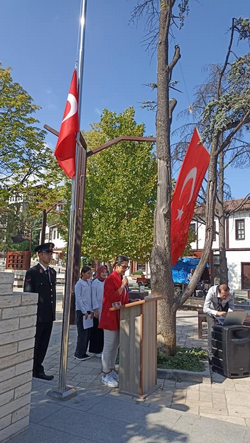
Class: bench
198,310,250,339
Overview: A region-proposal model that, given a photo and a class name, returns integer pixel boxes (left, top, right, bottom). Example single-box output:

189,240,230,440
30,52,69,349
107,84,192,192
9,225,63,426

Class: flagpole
47,0,88,401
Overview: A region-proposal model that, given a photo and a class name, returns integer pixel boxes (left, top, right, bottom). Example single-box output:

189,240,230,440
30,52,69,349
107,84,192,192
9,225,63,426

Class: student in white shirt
89,265,108,357
74,266,98,361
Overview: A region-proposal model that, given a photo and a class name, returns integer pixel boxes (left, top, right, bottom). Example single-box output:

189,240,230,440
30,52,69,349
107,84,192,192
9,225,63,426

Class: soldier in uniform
24,242,56,380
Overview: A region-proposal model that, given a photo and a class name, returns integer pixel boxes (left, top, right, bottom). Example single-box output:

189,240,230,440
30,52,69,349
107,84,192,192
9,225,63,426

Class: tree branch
226,194,250,216
217,18,235,97
224,115,250,132
168,45,181,81
216,110,250,155
169,98,177,123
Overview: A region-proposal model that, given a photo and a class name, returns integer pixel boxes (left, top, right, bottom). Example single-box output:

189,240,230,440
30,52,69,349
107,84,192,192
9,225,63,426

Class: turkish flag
54,70,79,178
171,128,210,265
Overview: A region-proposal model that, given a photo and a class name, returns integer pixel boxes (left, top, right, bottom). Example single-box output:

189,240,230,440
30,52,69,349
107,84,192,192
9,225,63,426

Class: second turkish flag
171,128,210,265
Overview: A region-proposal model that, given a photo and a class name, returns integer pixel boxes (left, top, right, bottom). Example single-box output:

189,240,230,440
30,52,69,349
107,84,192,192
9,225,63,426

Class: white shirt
75,279,92,313
39,262,49,271
91,278,105,318
203,285,235,316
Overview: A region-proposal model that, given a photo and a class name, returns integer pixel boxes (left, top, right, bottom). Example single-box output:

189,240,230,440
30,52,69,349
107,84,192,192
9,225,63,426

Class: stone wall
0,272,38,443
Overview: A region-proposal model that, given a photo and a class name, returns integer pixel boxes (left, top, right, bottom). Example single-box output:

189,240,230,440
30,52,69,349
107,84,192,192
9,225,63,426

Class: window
137,263,146,273
53,230,56,239
213,222,216,242
235,219,245,240
190,223,196,234
213,254,220,265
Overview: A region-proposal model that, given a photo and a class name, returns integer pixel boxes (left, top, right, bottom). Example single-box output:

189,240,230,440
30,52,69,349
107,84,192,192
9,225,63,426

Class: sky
0,0,249,199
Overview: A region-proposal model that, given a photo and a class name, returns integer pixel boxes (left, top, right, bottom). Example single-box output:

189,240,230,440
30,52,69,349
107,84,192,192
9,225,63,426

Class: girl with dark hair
74,266,99,361
89,265,108,357
99,255,129,387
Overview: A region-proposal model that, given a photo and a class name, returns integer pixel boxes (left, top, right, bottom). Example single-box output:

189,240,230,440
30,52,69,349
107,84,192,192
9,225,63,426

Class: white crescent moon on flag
179,167,197,205
62,93,78,123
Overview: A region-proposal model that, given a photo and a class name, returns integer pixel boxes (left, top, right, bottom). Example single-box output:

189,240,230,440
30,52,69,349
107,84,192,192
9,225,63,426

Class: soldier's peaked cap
35,243,55,253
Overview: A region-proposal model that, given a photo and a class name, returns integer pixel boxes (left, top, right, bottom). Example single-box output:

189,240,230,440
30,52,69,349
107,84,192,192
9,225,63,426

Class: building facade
190,198,250,290
39,198,250,290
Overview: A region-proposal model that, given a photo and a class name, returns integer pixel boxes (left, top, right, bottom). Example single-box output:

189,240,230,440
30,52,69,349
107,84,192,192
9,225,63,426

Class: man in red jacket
99,255,129,388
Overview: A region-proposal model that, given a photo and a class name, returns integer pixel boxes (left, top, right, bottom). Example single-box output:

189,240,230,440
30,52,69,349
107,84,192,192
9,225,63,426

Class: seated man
203,284,235,359
187,268,194,283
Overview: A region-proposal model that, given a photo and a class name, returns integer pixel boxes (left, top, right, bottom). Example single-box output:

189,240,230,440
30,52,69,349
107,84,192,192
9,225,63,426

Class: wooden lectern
111,296,164,398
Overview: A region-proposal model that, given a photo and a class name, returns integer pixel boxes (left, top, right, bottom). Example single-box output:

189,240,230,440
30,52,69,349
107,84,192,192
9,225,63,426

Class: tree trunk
151,2,220,355
157,300,176,354
150,0,176,356
41,209,47,244
218,151,228,284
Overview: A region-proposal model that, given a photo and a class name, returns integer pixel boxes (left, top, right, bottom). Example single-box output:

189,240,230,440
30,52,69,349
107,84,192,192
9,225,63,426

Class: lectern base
119,383,159,399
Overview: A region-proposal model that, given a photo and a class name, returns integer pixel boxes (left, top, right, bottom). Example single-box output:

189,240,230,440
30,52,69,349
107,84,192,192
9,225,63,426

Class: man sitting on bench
203,284,235,360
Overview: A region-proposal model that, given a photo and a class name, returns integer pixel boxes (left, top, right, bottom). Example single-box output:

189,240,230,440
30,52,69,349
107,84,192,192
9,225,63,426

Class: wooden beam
44,124,87,150
87,135,156,157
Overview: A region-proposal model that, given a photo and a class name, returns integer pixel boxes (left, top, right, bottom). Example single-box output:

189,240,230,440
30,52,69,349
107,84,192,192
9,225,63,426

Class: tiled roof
194,196,250,216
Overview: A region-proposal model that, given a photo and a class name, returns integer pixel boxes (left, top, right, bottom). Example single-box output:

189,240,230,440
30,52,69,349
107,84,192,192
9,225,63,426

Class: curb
157,361,211,384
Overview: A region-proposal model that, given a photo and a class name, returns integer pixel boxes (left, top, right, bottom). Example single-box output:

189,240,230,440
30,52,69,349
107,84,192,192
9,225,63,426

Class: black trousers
33,322,53,375
89,317,104,354
75,310,91,358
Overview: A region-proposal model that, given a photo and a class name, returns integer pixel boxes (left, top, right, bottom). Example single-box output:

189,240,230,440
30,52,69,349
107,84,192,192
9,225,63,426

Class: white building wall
227,250,250,290
191,218,219,250
39,227,66,251
190,210,250,290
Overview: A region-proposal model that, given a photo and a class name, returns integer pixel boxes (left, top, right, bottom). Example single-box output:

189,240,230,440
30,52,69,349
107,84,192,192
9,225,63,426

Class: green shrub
157,346,207,372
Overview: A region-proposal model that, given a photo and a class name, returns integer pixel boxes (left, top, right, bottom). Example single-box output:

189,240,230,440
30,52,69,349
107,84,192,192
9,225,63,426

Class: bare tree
133,3,250,355
174,18,250,287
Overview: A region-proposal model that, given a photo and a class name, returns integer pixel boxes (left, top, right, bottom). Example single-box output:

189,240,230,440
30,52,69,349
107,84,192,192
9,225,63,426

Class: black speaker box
211,324,250,378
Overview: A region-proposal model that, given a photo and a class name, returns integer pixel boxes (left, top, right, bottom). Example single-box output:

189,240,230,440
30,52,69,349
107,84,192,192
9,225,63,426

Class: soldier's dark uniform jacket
24,263,56,323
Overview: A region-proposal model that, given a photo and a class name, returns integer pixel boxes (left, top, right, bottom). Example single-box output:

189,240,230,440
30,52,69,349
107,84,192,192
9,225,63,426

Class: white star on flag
176,207,184,220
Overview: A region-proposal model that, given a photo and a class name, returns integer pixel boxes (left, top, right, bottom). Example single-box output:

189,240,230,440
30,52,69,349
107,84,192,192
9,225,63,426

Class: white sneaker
74,354,91,361
111,370,119,382
102,373,118,388
94,353,102,358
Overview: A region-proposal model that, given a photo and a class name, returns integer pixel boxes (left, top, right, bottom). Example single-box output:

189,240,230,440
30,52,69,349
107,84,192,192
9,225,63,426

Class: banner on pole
171,128,210,265
54,70,79,178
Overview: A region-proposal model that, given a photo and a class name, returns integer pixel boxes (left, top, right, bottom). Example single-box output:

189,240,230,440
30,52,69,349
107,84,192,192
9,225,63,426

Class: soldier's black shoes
33,372,54,381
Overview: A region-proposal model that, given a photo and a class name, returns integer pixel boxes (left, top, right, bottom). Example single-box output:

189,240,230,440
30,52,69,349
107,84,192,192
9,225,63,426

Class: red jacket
99,270,129,331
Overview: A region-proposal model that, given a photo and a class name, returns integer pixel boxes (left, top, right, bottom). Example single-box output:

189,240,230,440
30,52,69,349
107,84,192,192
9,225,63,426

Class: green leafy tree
58,107,157,262
0,64,59,188
0,64,65,250
0,201,41,253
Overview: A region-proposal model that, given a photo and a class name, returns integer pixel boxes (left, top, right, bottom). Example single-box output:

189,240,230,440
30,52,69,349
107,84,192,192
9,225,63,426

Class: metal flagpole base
46,386,77,401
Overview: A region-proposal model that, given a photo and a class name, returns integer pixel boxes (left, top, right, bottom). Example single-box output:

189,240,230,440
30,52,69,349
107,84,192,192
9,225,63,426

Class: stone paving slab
6,292,250,442
38,306,250,429
8,380,250,443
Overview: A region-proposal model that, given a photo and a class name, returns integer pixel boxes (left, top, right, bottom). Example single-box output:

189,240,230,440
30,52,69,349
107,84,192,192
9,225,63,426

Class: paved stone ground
9,376,250,443
7,286,250,442
32,290,250,429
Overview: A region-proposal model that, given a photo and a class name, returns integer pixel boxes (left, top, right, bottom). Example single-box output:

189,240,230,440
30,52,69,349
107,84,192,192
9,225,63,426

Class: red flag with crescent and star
171,128,210,265
54,69,79,178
